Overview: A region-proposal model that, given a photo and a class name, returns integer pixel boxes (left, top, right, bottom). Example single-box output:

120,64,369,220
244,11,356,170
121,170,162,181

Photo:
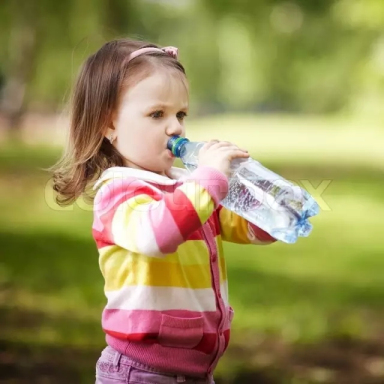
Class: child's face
112,70,189,176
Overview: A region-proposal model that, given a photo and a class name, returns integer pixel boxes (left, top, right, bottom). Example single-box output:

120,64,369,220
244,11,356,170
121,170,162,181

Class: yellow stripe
100,237,228,291
215,236,227,283
101,250,211,290
178,182,215,224
219,207,250,244
101,239,217,266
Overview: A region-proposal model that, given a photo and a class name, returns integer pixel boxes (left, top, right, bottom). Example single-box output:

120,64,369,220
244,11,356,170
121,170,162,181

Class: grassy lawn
1,115,383,383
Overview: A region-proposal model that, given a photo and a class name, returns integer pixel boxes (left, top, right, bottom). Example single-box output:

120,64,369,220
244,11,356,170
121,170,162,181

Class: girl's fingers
219,144,248,153
209,141,231,150
203,141,249,155
212,142,244,151
201,141,216,151
227,149,250,160
202,140,220,151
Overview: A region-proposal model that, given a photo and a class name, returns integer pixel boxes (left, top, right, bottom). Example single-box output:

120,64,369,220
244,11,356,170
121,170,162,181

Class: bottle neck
169,137,190,157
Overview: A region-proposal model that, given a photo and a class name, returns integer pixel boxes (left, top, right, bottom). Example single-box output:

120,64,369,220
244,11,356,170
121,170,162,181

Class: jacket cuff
187,166,229,206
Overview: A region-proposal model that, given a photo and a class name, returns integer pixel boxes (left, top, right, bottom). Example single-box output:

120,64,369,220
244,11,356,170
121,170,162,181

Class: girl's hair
50,38,186,206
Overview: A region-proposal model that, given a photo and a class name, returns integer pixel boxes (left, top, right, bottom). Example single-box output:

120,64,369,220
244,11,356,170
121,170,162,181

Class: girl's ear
104,110,117,142
104,120,116,144
104,124,114,137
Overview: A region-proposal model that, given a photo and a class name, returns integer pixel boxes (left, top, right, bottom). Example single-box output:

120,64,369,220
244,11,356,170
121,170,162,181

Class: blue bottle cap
167,136,190,157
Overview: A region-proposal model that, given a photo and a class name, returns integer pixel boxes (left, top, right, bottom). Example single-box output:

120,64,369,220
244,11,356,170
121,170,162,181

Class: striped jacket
92,165,275,378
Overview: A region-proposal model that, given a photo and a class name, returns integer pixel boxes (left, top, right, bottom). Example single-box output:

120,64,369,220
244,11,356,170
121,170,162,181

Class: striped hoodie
92,165,276,378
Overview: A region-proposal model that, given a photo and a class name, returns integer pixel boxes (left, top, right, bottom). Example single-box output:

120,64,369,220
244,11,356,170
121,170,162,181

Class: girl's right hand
198,140,249,178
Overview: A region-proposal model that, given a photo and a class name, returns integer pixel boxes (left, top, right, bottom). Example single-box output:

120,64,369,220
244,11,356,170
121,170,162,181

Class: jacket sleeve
217,205,277,245
92,166,228,257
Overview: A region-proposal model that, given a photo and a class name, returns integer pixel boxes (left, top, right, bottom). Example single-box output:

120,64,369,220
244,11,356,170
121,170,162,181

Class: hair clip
162,46,178,60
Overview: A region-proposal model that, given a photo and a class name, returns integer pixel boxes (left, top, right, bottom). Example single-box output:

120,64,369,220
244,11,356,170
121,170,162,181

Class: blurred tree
203,0,372,113
0,0,383,130
0,0,40,140
0,0,152,140
332,0,384,116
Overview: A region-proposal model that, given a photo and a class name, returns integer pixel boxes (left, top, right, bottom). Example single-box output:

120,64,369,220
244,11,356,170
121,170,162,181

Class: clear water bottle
167,136,320,244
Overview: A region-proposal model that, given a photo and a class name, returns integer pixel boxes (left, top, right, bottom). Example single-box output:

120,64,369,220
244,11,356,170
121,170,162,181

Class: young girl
51,38,276,384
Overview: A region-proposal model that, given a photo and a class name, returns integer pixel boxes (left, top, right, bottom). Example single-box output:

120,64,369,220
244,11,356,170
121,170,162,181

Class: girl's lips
167,149,175,158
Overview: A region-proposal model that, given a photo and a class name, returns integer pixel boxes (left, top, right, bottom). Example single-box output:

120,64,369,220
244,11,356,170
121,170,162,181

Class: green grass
1,115,383,383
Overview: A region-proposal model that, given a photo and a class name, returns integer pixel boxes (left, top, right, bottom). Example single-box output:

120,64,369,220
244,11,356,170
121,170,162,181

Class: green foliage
0,0,383,115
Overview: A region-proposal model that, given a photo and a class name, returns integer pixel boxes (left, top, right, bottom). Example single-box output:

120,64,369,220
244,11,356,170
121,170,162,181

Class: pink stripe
187,166,229,206
95,178,163,217
94,177,209,253
147,200,184,254
102,308,233,334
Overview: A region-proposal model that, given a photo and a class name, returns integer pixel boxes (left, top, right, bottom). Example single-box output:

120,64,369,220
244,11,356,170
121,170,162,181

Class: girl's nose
166,119,183,136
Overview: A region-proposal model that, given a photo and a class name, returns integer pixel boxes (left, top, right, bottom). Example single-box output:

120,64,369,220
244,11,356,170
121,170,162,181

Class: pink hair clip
127,45,179,63
162,46,178,59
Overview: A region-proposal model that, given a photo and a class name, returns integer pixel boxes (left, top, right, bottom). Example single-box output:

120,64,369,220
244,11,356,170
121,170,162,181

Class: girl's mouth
167,149,175,158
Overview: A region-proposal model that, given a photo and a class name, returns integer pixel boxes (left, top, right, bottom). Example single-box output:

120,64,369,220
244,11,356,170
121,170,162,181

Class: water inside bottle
178,139,319,243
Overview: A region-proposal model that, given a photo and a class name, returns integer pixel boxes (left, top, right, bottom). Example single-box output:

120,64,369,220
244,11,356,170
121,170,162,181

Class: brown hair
49,38,186,206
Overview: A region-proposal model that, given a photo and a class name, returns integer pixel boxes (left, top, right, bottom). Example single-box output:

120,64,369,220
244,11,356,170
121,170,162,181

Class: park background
0,0,383,383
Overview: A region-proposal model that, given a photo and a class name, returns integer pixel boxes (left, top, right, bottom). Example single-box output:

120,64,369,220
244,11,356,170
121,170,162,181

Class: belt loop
176,375,186,383
112,351,122,367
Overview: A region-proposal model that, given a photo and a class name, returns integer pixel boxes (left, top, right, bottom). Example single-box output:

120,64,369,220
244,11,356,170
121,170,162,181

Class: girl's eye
177,112,188,120
151,111,163,119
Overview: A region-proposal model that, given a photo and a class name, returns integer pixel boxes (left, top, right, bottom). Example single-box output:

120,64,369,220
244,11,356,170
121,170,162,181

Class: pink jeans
95,346,215,384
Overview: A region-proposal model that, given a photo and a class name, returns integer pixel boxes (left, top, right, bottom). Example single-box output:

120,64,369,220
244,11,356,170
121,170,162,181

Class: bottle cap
167,136,190,157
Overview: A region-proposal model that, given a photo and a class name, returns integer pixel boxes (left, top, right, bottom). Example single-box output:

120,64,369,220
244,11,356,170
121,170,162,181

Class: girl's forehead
124,70,189,107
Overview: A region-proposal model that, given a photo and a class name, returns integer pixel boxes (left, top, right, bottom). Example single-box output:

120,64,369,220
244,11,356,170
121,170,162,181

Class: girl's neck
123,160,172,179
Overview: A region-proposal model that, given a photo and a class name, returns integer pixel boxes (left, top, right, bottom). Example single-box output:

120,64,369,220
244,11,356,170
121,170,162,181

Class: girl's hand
198,140,249,178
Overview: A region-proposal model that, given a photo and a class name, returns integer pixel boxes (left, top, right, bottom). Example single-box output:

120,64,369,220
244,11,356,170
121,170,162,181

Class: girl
51,38,276,384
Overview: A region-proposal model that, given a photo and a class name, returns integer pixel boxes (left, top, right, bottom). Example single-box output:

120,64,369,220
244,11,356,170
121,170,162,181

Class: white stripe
220,280,229,306
94,166,188,190
112,198,163,257
105,285,217,312
136,212,164,257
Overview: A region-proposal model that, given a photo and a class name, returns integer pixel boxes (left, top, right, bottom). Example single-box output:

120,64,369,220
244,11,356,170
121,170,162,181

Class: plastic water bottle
167,136,320,244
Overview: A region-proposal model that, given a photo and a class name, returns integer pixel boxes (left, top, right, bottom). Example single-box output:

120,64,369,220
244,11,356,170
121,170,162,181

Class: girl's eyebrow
147,103,189,111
